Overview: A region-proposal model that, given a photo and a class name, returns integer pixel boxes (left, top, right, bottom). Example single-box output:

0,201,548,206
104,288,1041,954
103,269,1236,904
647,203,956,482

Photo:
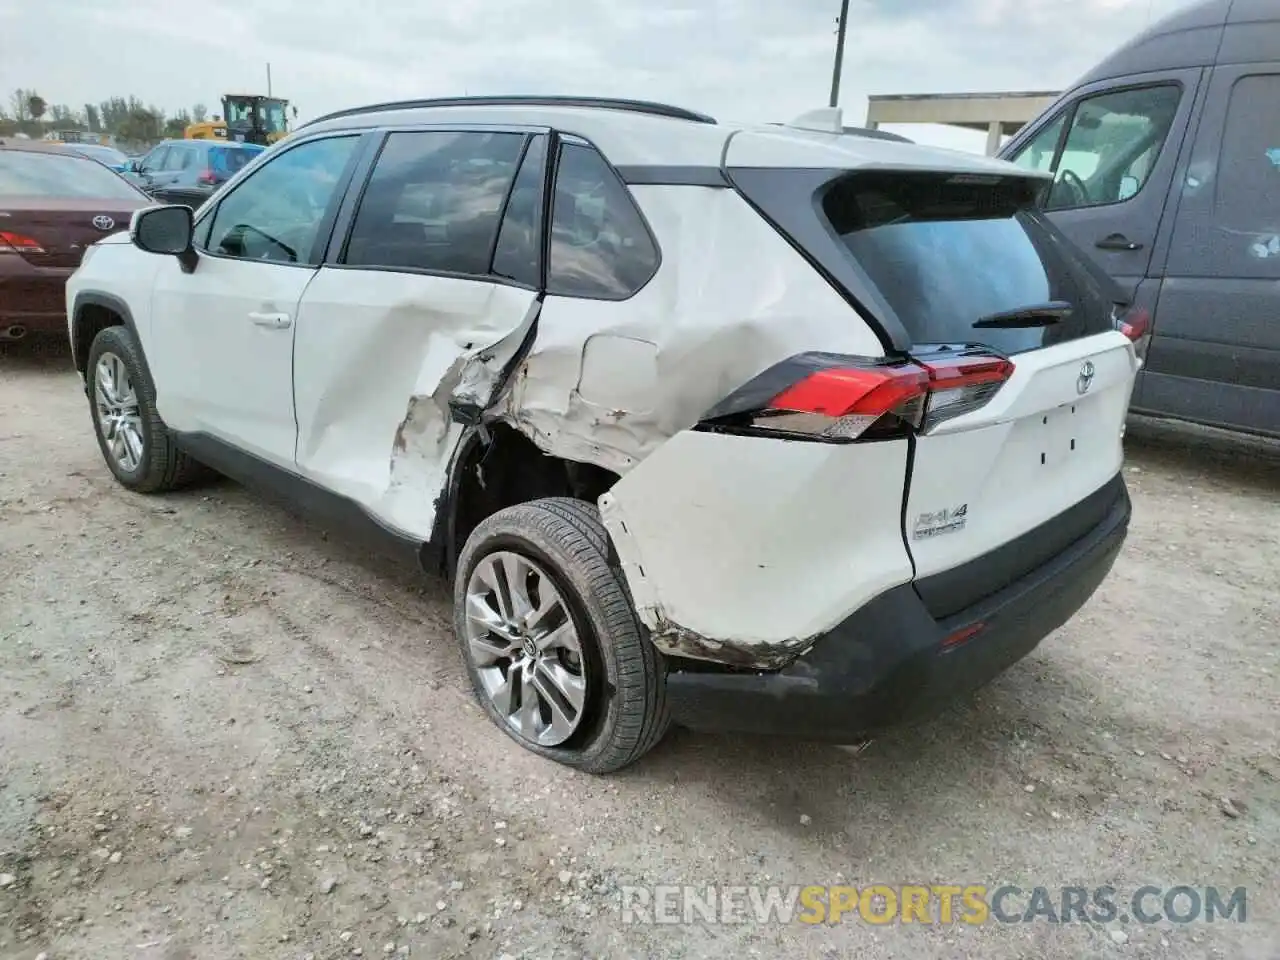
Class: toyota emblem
91,215,115,231
1076,360,1096,395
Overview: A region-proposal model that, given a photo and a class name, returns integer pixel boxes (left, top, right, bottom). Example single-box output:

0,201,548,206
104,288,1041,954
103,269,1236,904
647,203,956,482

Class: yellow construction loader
185,94,294,146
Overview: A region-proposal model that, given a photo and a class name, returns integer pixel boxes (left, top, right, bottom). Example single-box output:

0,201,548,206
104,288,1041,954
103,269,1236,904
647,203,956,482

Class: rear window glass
212,147,259,174
0,150,144,201
822,172,1119,354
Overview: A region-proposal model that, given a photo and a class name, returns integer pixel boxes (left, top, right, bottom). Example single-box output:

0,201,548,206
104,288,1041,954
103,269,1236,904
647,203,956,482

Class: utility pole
267,62,273,97
829,0,851,108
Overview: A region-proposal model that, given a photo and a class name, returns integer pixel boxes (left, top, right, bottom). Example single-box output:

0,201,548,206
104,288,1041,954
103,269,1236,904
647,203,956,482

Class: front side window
1010,85,1182,210
139,146,168,174
204,135,357,265
547,142,659,299
344,130,525,275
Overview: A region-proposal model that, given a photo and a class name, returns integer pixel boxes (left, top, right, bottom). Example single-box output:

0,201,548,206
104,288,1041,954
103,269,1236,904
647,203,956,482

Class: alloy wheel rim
464,550,588,747
94,352,144,472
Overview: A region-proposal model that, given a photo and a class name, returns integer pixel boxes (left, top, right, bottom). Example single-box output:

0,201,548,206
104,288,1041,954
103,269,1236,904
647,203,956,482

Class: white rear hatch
727,160,1140,589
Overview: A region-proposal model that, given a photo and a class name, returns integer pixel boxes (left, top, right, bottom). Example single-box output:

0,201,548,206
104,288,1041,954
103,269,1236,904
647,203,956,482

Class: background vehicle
62,142,131,174
1001,0,1280,438
185,95,294,146
0,141,148,342
128,139,265,207
66,96,1138,772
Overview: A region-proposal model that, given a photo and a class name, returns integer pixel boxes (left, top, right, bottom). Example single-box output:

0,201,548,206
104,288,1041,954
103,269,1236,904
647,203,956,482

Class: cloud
1,0,1195,150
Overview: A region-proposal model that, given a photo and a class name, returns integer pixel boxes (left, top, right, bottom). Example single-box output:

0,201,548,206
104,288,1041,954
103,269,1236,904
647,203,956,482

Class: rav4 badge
913,504,968,540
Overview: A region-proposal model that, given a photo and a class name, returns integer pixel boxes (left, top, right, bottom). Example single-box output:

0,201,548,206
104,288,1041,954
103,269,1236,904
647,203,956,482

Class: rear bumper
0,260,74,332
665,475,1130,740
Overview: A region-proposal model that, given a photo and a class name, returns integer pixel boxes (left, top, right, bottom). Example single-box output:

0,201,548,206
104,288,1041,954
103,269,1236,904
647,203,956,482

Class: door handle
248,311,292,329
1096,233,1144,252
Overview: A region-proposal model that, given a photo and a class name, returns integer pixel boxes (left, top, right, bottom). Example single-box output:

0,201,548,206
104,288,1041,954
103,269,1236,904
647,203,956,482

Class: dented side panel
291,267,538,538
599,430,915,665
495,184,886,475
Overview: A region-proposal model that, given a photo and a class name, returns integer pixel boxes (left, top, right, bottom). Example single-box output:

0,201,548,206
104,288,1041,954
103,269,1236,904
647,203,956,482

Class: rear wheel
86,325,208,492
453,498,669,773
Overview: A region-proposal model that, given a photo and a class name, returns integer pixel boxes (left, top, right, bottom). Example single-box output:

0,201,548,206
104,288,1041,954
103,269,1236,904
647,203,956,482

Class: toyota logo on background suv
91,215,115,231
1076,360,1097,395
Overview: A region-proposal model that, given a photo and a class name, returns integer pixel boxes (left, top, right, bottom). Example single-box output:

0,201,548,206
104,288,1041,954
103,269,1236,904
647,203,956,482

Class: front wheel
86,325,208,493
453,498,670,774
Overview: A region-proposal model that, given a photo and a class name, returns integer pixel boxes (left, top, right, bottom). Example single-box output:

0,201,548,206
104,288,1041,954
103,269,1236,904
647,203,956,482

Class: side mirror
131,205,198,273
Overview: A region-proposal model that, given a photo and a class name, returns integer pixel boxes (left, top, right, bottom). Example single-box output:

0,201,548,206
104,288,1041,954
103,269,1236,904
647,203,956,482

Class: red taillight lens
699,351,1014,443
0,230,45,255
917,355,1015,432
1117,305,1150,343
197,169,218,185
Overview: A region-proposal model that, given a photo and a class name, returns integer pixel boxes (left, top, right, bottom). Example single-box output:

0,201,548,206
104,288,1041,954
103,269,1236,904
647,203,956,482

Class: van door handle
1097,233,1144,251
248,311,292,329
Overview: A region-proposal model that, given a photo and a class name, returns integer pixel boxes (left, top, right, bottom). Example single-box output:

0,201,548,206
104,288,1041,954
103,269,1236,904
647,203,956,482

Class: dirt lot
1,342,1277,960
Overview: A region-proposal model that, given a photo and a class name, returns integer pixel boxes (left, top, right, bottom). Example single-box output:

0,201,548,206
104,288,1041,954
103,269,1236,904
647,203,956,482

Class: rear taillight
1114,304,1152,359
197,169,219,185
698,350,1014,443
916,354,1015,433
0,231,45,255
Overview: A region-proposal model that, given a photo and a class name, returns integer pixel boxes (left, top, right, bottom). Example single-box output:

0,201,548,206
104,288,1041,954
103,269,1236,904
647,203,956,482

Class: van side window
344,131,525,276
1216,74,1280,271
547,142,659,300
1011,85,1182,211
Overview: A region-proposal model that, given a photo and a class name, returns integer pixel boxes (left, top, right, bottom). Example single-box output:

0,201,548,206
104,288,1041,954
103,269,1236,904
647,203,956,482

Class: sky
3,0,1196,153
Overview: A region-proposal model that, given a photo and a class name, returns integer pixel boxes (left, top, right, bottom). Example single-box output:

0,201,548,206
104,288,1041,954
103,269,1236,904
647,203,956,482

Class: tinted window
167,145,197,171
547,142,658,299
1022,85,1182,211
204,135,357,265
491,135,547,287
0,150,145,200
344,131,525,275
1215,74,1280,274
822,172,1119,354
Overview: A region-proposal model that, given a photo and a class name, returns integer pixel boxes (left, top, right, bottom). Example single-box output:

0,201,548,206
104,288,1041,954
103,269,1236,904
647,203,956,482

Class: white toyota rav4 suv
66,96,1140,773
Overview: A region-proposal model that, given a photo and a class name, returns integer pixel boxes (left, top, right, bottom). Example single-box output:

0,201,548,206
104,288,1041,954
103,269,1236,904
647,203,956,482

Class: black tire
85,324,209,493
453,497,670,774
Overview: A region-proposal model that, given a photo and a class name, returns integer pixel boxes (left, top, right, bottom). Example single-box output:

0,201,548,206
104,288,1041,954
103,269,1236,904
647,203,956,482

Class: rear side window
212,147,256,175
821,172,1121,354
491,135,548,288
344,131,525,275
547,142,659,300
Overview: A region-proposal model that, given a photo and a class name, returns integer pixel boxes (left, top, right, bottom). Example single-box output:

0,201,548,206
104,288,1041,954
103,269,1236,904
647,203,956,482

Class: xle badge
913,504,968,540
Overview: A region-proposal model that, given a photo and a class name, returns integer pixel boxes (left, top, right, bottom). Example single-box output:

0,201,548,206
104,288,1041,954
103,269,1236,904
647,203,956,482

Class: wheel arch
422,421,622,581
71,292,151,387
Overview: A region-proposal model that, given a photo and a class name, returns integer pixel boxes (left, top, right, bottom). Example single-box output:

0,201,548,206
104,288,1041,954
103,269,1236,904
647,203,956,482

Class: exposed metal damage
647,615,813,671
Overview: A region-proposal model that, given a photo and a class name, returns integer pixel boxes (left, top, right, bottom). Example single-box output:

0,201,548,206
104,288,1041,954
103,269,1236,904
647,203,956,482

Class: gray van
999,0,1279,439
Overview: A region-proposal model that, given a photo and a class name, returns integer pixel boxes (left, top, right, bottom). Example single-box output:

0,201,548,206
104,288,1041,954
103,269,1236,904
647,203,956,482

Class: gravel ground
1,342,1277,960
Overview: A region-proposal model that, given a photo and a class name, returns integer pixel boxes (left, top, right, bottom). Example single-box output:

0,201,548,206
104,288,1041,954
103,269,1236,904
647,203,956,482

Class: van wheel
453,498,669,774
86,325,209,493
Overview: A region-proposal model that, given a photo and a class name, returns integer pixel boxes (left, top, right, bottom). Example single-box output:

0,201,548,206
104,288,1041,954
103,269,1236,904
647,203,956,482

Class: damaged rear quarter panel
499,183,909,666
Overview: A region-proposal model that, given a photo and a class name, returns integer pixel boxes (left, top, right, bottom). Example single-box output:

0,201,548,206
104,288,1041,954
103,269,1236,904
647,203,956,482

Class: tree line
1,89,211,144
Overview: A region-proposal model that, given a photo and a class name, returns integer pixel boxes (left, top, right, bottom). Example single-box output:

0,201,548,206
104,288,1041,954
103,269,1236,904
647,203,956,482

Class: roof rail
300,95,717,130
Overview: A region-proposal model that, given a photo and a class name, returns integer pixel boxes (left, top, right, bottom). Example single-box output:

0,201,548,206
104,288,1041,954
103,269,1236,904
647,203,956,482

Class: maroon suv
0,141,150,342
